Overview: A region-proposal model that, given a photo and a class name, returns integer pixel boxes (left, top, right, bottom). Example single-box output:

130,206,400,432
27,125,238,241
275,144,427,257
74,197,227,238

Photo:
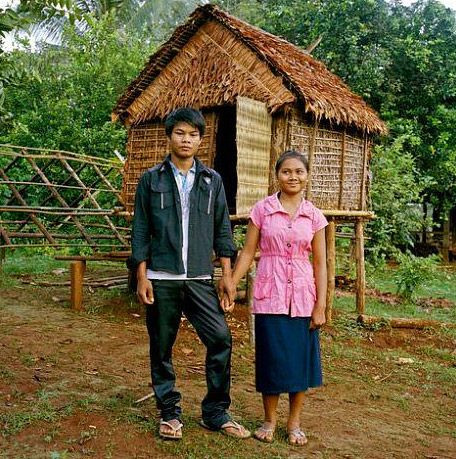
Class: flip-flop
159,419,183,440
287,428,308,446
200,419,251,439
253,424,275,443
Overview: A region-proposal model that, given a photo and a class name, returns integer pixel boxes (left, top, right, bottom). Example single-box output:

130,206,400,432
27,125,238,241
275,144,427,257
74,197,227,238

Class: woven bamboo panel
127,20,294,125
236,97,272,215
341,133,365,210
122,112,218,215
287,109,366,211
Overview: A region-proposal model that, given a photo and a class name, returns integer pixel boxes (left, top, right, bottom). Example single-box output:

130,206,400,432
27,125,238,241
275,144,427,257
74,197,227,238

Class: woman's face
276,158,307,195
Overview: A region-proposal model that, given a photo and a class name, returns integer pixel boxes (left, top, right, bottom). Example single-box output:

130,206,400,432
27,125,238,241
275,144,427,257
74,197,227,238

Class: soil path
1,282,455,458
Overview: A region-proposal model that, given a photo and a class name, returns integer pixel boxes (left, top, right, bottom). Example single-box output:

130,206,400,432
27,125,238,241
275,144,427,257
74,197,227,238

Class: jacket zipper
207,189,212,215
160,192,164,209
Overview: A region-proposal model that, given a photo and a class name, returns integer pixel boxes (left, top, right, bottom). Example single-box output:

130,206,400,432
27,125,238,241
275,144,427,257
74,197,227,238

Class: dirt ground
1,268,455,459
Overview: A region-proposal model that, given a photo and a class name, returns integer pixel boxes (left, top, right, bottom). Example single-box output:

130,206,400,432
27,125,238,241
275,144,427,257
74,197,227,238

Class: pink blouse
250,193,328,317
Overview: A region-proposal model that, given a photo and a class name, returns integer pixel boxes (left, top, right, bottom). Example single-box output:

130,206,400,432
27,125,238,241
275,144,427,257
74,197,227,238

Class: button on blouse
249,193,328,318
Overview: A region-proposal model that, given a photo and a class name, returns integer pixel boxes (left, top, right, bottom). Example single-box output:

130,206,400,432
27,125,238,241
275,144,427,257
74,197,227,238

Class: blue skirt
255,314,323,394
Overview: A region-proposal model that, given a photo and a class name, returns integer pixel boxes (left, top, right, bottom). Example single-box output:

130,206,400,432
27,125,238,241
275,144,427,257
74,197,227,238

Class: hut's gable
113,4,386,135
125,21,295,125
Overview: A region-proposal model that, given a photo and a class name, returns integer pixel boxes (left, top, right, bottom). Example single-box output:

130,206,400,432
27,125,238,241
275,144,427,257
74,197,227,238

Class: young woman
225,150,327,446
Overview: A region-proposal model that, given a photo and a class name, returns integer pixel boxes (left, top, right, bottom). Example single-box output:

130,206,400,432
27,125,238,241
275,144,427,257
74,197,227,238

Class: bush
394,252,439,301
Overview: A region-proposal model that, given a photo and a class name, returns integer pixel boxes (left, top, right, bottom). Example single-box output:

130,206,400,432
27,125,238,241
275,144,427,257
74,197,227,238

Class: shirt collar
169,160,196,177
263,192,313,217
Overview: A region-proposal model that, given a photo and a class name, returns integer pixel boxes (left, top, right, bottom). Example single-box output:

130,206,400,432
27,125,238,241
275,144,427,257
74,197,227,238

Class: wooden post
71,260,86,311
355,220,365,314
246,262,256,346
325,220,336,323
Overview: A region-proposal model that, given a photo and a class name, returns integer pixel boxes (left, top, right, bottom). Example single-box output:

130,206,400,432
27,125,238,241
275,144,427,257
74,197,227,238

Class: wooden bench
55,252,130,310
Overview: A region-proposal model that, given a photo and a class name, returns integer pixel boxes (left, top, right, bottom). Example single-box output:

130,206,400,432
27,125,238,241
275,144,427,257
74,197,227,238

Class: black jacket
130,155,236,277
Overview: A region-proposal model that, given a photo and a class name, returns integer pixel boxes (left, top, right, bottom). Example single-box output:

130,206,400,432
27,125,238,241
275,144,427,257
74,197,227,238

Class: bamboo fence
0,145,130,252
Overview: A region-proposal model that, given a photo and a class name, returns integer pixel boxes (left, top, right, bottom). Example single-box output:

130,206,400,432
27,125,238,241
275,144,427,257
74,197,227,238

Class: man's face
168,121,202,160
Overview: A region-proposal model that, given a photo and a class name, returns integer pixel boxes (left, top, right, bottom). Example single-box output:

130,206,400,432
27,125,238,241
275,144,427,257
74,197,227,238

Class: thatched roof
112,4,386,135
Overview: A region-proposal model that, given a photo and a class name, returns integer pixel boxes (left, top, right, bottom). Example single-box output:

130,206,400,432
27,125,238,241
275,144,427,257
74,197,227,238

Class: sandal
159,419,183,440
288,428,308,446
253,423,275,443
200,419,251,439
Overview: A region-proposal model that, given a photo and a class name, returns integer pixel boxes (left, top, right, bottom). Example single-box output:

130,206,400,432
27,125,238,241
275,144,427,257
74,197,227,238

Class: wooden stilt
246,262,256,346
355,220,365,314
71,260,86,311
325,220,336,323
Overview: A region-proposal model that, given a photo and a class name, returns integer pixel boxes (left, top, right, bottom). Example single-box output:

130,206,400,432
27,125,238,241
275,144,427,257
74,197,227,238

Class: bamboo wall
123,106,370,216
122,112,218,214
269,108,369,211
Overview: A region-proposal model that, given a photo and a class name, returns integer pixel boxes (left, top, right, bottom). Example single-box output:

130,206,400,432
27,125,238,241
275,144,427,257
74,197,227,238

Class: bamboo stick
5,232,126,240
0,206,117,215
0,243,129,249
355,219,365,314
0,180,120,194
325,220,336,323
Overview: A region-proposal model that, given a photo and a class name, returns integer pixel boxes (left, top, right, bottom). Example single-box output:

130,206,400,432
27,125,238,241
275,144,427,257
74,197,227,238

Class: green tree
0,16,153,157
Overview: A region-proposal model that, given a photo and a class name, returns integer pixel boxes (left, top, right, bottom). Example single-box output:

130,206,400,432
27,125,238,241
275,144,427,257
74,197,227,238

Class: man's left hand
218,275,236,304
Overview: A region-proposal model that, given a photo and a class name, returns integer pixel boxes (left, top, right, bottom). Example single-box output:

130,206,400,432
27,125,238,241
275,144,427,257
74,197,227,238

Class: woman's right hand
137,277,154,305
221,292,235,313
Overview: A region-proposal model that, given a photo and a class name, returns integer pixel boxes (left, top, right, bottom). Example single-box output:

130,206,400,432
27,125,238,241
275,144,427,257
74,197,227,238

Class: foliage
217,0,456,252
366,123,431,260
0,16,154,157
394,252,439,301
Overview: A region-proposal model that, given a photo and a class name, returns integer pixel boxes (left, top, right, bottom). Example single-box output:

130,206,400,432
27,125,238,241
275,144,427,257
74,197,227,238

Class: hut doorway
213,97,272,216
213,106,237,214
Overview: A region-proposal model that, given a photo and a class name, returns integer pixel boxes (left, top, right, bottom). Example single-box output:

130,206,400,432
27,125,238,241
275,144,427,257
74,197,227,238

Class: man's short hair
165,108,206,137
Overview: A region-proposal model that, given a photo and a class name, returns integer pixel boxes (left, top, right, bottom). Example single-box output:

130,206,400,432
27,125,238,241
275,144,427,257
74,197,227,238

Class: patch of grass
74,394,101,412
419,345,456,364
0,366,14,381
1,400,59,436
2,251,67,276
20,353,36,367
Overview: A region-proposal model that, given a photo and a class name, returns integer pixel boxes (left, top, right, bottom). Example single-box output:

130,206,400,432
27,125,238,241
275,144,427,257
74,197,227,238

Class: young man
131,108,250,440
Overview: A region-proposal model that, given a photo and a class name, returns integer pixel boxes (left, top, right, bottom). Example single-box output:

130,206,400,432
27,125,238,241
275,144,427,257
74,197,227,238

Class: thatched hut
112,4,386,317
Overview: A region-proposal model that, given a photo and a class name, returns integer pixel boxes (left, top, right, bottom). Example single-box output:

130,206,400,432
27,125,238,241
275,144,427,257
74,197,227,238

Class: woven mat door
235,97,272,215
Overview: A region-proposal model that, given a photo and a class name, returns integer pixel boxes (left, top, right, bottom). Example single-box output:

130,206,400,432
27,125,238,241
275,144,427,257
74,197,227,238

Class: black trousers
146,279,232,428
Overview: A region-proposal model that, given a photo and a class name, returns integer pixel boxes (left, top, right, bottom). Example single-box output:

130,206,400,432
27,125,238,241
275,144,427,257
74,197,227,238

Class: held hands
137,277,154,305
217,275,236,313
